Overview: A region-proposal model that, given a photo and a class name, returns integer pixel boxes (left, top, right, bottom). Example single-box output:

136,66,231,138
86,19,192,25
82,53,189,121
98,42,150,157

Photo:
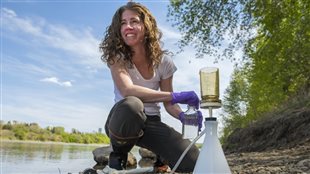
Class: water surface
1,140,104,174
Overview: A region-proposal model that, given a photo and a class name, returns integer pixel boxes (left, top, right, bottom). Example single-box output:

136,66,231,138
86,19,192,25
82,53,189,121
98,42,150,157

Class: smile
126,33,135,37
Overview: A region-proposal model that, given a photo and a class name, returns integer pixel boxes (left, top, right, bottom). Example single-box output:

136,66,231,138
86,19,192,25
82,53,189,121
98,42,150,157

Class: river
1,140,110,174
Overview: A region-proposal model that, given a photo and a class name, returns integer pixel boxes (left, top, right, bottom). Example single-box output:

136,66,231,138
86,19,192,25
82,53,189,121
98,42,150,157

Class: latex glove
171,91,200,109
178,110,203,131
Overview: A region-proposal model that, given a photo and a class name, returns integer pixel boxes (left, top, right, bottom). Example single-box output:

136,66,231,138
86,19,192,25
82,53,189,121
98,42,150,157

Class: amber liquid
200,68,219,102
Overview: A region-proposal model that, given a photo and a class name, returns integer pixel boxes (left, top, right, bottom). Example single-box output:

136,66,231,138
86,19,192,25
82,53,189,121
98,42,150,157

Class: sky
1,0,237,137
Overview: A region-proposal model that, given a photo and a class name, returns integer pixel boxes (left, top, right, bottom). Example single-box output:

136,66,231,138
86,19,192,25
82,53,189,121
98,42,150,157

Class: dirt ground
226,142,310,174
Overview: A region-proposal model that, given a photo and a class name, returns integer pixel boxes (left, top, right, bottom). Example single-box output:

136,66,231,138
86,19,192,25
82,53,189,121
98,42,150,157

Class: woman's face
120,9,145,47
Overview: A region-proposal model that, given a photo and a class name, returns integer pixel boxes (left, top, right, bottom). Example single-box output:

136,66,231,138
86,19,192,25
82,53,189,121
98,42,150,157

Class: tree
51,126,65,135
245,0,310,113
220,66,249,143
168,0,254,60
168,0,310,102
168,0,310,141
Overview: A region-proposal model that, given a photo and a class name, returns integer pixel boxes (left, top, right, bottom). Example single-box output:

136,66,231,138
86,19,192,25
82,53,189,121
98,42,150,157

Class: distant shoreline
0,139,109,147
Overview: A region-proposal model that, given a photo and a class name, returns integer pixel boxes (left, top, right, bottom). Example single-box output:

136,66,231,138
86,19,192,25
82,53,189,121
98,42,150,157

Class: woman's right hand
171,91,200,109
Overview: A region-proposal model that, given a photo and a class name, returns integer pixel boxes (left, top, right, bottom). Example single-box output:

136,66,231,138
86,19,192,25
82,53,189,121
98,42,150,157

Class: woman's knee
121,96,144,114
107,96,146,143
111,96,145,120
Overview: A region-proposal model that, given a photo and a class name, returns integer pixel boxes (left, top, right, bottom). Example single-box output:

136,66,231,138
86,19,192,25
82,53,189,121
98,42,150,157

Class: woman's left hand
178,110,203,131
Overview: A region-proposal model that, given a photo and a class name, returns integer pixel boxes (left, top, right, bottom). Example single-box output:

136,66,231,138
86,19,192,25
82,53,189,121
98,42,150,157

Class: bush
0,120,110,144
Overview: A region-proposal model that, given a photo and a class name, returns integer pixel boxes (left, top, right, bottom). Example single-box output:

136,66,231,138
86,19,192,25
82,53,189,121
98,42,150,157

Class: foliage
245,0,310,114
168,0,254,60
220,67,249,142
168,0,310,143
0,120,110,144
51,126,65,135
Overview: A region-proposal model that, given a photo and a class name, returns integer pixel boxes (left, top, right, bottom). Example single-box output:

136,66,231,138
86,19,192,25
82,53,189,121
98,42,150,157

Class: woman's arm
159,75,183,119
109,60,172,103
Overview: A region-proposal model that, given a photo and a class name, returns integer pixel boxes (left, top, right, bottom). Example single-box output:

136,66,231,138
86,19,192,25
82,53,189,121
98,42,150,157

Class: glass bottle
182,105,199,140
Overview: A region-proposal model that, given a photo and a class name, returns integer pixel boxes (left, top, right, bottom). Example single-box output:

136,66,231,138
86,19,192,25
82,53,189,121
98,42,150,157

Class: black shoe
108,152,127,170
154,155,165,167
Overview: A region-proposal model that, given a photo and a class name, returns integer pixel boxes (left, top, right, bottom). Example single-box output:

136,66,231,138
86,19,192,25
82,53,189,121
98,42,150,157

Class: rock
92,146,112,166
139,147,156,159
138,158,156,168
296,159,310,173
92,146,137,168
127,152,137,168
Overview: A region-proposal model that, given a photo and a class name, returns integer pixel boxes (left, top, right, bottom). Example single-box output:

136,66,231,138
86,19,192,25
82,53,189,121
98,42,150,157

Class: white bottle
193,117,231,174
182,105,199,140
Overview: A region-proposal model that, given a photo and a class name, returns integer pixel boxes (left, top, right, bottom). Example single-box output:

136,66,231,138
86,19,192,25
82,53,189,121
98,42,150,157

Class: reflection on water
1,140,103,174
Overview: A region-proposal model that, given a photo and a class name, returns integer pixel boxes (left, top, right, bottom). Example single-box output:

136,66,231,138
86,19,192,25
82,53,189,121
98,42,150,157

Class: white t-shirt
114,55,177,116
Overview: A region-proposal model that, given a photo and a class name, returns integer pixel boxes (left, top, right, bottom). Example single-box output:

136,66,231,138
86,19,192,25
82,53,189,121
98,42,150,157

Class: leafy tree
245,0,310,115
168,0,254,60
220,66,249,143
168,0,310,141
51,126,65,135
2,122,13,130
0,120,4,129
69,134,84,143
71,128,81,134
29,123,41,134
14,129,26,140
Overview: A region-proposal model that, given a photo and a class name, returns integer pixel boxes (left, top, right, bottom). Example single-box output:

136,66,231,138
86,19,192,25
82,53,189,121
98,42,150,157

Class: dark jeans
105,96,199,172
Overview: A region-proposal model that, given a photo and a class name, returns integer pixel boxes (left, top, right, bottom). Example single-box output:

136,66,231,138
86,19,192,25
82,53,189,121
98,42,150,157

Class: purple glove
171,91,200,109
179,110,203,131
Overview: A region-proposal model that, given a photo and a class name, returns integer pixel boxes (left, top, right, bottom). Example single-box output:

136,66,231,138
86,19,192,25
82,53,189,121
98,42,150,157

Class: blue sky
1,0,236,135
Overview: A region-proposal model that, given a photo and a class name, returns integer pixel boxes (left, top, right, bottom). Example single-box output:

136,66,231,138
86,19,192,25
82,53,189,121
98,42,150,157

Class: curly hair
99,2,168,69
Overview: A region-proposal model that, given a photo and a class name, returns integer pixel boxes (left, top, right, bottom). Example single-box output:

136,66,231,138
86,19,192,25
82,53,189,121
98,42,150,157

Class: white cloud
1,8,44,37
40,77,72,87
1,7,16,17
1,7,102,70
3,55,52,77
159,24,181,40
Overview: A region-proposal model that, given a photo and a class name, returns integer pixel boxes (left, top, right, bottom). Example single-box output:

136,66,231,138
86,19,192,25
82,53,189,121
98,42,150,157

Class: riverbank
227,142,310,173
0,121,110,144
223,96,310,173
88,143,310,174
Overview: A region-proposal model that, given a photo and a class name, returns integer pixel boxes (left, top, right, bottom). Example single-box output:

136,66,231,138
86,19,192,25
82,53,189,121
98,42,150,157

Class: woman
100,2,203,173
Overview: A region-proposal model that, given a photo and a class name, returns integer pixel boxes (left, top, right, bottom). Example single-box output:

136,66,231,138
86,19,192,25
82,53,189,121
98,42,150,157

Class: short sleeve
158,55,177,80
